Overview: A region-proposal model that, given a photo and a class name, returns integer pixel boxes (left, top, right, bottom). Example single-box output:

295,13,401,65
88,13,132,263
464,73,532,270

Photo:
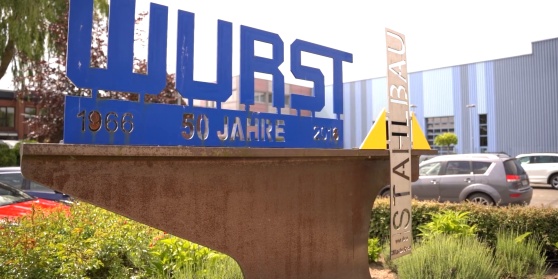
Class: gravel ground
368,263,558,279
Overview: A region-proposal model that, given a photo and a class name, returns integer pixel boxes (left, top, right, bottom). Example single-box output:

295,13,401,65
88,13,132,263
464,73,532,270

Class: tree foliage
434,132,458,147
0,0,108,83
14,5,181,143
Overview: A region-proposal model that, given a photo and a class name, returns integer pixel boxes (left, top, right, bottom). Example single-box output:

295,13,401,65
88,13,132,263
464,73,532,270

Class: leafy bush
395,234,502,279
417,210,477,240
0,202,243,279
0,203,157,278
147,234,243,278
0,143,17,166
13,140,37,165
367,238,382,263
371,198,558,256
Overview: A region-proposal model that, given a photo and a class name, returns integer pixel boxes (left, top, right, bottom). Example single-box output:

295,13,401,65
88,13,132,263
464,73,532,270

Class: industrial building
338,37,558,156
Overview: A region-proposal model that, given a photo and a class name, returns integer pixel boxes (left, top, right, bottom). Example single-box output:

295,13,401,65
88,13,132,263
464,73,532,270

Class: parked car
0,167,73,205
516,153,558,189
378,153,532,206
0,182,69,221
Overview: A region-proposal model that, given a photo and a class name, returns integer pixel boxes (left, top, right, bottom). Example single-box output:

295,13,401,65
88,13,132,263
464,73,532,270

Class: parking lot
529,184,558,208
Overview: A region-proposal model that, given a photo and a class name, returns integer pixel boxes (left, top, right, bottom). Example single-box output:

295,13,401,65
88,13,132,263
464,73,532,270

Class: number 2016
77,110,134,133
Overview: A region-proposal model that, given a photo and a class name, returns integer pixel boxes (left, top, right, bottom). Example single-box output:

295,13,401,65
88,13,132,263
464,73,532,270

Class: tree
14,7,181,143
0,0,108,83
434,132,458,153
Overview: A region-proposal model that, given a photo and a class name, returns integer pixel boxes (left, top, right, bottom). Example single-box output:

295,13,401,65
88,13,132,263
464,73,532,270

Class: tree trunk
0,39,15,81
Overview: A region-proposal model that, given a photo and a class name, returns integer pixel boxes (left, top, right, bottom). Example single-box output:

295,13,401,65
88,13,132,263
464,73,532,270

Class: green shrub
13,140,37,165
0,202,244,279
494,230,549,278
0,143,17,166
371,198,558,256
395,234,501,279
367,238,382,263
146,234,242,278
417,210,477,240
0,202,158,278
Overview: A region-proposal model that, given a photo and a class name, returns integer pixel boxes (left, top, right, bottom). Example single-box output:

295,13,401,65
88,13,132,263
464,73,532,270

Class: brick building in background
0,89,37,140
195,76,313,116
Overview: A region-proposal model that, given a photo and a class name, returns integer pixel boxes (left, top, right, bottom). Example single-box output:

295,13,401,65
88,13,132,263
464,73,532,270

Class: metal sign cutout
63,0,353,148
386,28,413,259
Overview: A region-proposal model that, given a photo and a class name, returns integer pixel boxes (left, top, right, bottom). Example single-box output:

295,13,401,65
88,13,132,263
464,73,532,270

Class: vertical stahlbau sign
385,28,412,259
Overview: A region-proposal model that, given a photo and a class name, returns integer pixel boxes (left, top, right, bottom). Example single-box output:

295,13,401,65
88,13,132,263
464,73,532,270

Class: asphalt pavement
529,184,558,208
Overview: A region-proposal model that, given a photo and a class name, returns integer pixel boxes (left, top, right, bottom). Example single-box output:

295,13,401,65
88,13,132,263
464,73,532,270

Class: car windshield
0,184,34,206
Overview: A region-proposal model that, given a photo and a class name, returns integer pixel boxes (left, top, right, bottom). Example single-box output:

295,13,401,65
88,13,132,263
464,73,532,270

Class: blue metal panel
364,79,374,130
371,78,388,118
422,68,454,117
467,64,479,153
316,85,334,118
343,82,359,148
493,39,558,156
409,72,425,130
354,81,364,144
474,63,487,114
452,67,464,153
484,61,497,153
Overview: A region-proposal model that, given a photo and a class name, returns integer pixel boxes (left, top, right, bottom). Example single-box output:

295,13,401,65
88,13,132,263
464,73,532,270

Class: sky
2,0,558,89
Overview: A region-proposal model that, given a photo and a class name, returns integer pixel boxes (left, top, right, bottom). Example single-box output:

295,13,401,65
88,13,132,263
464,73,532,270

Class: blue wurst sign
63,0,353,148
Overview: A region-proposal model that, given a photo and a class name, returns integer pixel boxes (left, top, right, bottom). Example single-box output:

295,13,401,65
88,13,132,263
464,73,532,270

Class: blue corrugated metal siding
494,39,558,156
475,63,488,114
485,62,498,153
452,67,464,153
316,86,334,118
422,68,454,117
371,78,388,117
342,82,355,148
466,64,478,153
364,80,374,129
409,72,425,130
354,81,364,144
338,38,558,153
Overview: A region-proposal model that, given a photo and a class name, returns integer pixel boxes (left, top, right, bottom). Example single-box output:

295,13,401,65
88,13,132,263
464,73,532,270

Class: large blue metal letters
64,0,353,148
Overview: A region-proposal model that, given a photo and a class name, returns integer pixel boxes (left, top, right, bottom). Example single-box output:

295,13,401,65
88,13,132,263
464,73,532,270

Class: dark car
0,182,69,221
0,167,72,205
378,153,532,206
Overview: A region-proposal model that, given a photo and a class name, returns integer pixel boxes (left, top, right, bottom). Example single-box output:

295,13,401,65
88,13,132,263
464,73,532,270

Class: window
254,92,267,103
0,107,15,128
0,173,24,189
29,181,52,191
419,162,442,176
472,161,492,174
25,107,37,116
445,161,471,175
504,159,526,175
534,156,558,163
479,114,488,150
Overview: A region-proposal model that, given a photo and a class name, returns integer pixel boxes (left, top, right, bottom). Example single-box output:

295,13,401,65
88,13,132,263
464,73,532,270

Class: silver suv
378,154,532,206
516,153,558,189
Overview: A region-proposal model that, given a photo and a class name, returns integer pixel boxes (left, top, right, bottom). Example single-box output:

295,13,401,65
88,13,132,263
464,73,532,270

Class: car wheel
550,174,558,190
466,193,494,206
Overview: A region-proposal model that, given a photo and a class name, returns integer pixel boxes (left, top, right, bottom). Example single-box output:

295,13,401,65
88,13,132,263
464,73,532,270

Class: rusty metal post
21,144,433,279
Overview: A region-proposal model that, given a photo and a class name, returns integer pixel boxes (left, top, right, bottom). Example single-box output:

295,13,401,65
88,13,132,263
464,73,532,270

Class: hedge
370,198,558,259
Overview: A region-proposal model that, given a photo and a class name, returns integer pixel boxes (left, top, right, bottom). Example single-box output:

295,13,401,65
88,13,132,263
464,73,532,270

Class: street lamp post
466,104,476,153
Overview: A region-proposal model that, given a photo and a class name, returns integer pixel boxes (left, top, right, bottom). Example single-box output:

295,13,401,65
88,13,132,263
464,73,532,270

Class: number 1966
77,110,134,133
